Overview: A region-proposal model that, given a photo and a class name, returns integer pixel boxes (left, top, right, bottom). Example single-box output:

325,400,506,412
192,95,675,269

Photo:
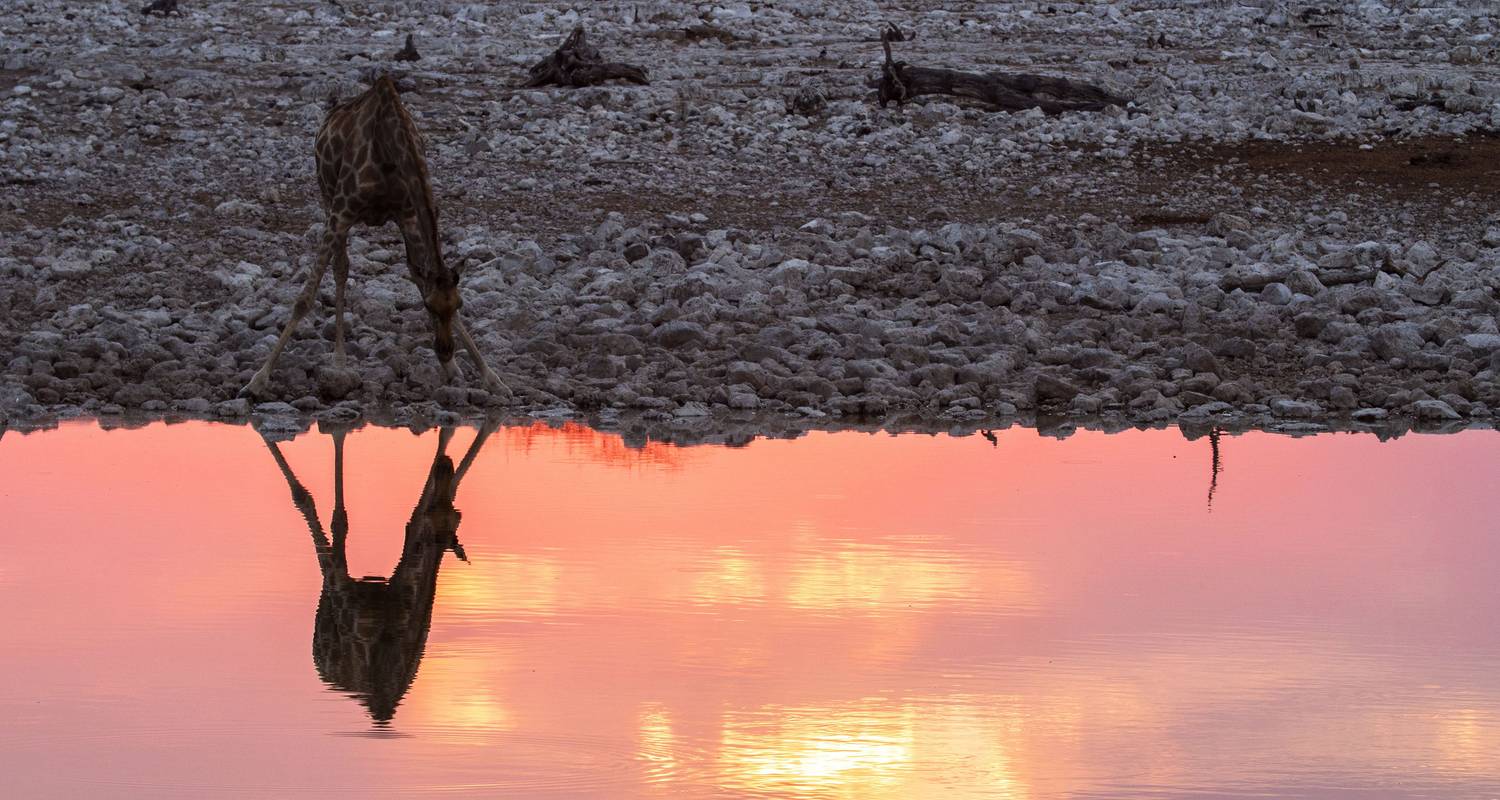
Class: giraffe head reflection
261,423,494,724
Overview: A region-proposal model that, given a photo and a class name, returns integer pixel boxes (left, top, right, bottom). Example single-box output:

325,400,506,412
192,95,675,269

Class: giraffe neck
358,82,451,288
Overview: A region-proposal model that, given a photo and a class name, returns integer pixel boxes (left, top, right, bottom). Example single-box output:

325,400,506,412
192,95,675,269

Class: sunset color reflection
0,420,1497,798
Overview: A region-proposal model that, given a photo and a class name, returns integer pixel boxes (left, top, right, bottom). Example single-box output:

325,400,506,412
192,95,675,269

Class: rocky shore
3,0,1499,432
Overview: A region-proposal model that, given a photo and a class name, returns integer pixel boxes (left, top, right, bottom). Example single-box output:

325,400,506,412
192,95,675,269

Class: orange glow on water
0,420,1497,797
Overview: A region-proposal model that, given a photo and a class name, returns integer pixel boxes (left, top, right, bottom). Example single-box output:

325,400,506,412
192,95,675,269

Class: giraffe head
423,272,461,365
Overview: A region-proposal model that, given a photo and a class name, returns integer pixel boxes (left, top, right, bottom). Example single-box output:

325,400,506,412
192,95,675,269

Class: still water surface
1,420,1497,798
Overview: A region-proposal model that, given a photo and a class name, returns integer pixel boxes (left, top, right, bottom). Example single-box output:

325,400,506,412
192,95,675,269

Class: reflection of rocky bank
2,1,1500,428
263,425,491,723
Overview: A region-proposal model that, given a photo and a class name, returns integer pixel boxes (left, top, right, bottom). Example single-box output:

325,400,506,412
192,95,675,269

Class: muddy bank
3,1,1500,428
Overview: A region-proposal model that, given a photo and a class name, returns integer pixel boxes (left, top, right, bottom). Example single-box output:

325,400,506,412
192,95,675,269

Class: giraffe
260,422,494,723
241,75,506,399
1206,426,1222,512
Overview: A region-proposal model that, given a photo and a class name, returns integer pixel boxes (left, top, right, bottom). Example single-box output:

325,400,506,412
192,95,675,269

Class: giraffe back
314,76,437,231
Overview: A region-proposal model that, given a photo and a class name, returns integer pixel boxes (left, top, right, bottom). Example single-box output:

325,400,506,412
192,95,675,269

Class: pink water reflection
0,420,1496,798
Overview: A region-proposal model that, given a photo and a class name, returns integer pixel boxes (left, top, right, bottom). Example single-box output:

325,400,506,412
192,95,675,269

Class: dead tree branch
394,33,421,62
877,23,1129,114
525,25,649,88
141,0,180,16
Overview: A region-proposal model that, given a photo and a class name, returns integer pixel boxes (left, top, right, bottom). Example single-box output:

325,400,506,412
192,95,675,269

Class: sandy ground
2,0,1500,435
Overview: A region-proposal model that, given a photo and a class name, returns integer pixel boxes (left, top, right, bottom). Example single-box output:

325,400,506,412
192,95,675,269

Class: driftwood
141,0,179,16
525,26,649,88
877,23,1129,114
393,33,421,62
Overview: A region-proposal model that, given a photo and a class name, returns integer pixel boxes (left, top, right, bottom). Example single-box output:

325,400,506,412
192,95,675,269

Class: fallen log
525,25,649,88
141,0,179,16
876,23,1129,114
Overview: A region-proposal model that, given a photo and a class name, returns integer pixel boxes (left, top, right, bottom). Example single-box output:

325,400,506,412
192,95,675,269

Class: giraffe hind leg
332,232,350,369
241,223,341,398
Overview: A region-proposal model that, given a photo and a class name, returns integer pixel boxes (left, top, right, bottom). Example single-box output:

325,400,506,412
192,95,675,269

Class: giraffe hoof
239,375,271,400
482,372,512,399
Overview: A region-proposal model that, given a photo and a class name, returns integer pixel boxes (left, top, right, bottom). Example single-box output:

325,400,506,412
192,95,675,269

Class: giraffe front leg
453,316,510,398
241,229,338,399
443,357,465,384
329,429,349,565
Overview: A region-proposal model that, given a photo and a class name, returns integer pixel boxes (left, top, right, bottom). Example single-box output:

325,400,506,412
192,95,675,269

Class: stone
317,365,362,400
1034,374,1081,404
1271,398,1320,418
1439,394,1473,416
1340,288,1385,315
1404,241,1439,278
1370,323,1425,361
1285,269,1325,296
1373,271,1402,292
725,361,776,392
49,257,93,277
651,320,710,349
1207,212,1253,236
768,259,821,288
937,268,984,302
1294,312,1332,339
316,404,362,423
1177,390,1215,408
1260,283,1293,305
1407,276,1450,306
1413,399,1461,420
727,389,759,409
177,397,212,414
1134,293,1175,314
215,398,250,417
1182,344,1222,376
623,241,650,263
583,354,626,379
1328,386,1358,409
1461,334,1500,355
0,382,35,414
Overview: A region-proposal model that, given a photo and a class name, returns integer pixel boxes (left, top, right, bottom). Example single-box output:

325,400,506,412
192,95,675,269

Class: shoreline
4,406,1493,447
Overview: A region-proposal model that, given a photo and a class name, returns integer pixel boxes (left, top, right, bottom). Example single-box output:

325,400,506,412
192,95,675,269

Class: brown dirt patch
1202,132,1500,195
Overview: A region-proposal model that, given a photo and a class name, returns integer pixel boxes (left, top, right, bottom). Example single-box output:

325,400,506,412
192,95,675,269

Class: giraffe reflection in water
1184,424,1227,511
978,423,1228,511
1207,427,1223,511
260,423,493,723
